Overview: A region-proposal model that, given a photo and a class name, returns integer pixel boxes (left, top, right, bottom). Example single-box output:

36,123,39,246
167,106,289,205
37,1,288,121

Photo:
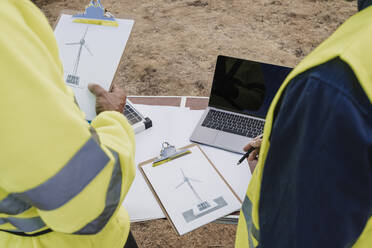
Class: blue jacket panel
259,58,372,247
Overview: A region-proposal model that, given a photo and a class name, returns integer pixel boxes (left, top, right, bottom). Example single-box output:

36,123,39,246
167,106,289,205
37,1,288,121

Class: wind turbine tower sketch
176,169,211,211
65,26,93,87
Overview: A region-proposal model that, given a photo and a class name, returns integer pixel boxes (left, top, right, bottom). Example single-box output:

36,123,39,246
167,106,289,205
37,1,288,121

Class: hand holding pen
237,134,263,173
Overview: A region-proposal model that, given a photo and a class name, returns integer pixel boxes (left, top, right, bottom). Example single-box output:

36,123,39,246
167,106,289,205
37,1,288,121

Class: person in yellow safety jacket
0,0,138,247
236,1,372,247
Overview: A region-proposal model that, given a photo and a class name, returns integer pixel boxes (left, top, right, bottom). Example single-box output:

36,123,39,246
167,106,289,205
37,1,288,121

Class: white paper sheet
54,14,134,120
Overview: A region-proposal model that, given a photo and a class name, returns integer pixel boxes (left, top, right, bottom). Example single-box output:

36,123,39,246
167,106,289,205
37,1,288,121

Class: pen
237,146,256,165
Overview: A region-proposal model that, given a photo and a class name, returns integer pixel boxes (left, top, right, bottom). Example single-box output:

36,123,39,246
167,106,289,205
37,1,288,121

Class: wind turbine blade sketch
181,169,186,178
181,169,202,183
175,181,185,189
84,44,93,56
65,42,80,45
83,26,89,39
188,178,202,183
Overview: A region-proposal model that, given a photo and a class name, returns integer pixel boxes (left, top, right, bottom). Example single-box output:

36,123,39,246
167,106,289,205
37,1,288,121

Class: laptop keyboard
123,103,143,125
201,109,264,138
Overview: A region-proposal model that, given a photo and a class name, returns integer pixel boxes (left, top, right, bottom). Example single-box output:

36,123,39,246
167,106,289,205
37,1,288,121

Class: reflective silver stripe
89,126,101,145
0,195,31,215
0,216,46,233
252,221,260,242
75,149,122,234
242,195,260,247
14,137,110,211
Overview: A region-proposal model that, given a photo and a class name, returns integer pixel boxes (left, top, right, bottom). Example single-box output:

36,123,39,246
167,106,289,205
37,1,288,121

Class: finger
111,84,123,93
113,90,127,109
88,84,106,97
252,134,263,147
95,105,104,115
251,138,262,148
110,84,118,92
122,95,127,106
243,143,253,152
111,85,126,99
243,137,259,151
252,134,262,143
95,99,106,114
114,88,126,98
256,146,261,154
247,149,259,162
116,96,127,112
114,88,126,99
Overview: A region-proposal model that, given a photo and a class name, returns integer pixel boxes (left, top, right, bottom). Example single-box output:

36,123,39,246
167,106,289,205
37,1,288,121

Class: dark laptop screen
208,55,292,118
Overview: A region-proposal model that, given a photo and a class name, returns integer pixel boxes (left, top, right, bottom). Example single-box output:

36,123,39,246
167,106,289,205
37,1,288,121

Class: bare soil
33,0,356,247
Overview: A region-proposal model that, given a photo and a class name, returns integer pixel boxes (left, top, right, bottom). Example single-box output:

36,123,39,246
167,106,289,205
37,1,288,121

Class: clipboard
53,5,152,132
139,143,242,235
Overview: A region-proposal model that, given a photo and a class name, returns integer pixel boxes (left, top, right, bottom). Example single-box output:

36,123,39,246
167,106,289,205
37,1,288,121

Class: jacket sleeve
36,112,136,235
258,59,372,247
0,0,135,234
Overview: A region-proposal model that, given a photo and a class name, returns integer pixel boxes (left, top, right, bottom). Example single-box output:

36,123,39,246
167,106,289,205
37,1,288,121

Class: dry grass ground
33,0,356,247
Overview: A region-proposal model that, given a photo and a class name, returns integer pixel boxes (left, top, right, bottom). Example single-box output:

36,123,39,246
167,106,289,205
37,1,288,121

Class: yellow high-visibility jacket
0,0,135,247
236,5,372,248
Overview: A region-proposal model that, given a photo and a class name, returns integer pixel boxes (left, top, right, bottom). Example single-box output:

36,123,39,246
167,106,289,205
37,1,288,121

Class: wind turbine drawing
176,168,228,223
65,26,93,87
176,169,210,211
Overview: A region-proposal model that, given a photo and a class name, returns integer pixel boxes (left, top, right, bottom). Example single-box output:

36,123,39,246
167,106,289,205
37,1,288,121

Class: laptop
123,99,152,134
190,55,292,154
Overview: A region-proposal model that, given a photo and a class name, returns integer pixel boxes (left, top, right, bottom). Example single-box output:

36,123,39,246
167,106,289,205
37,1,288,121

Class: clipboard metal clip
72,0,119,27
152,142,191,167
